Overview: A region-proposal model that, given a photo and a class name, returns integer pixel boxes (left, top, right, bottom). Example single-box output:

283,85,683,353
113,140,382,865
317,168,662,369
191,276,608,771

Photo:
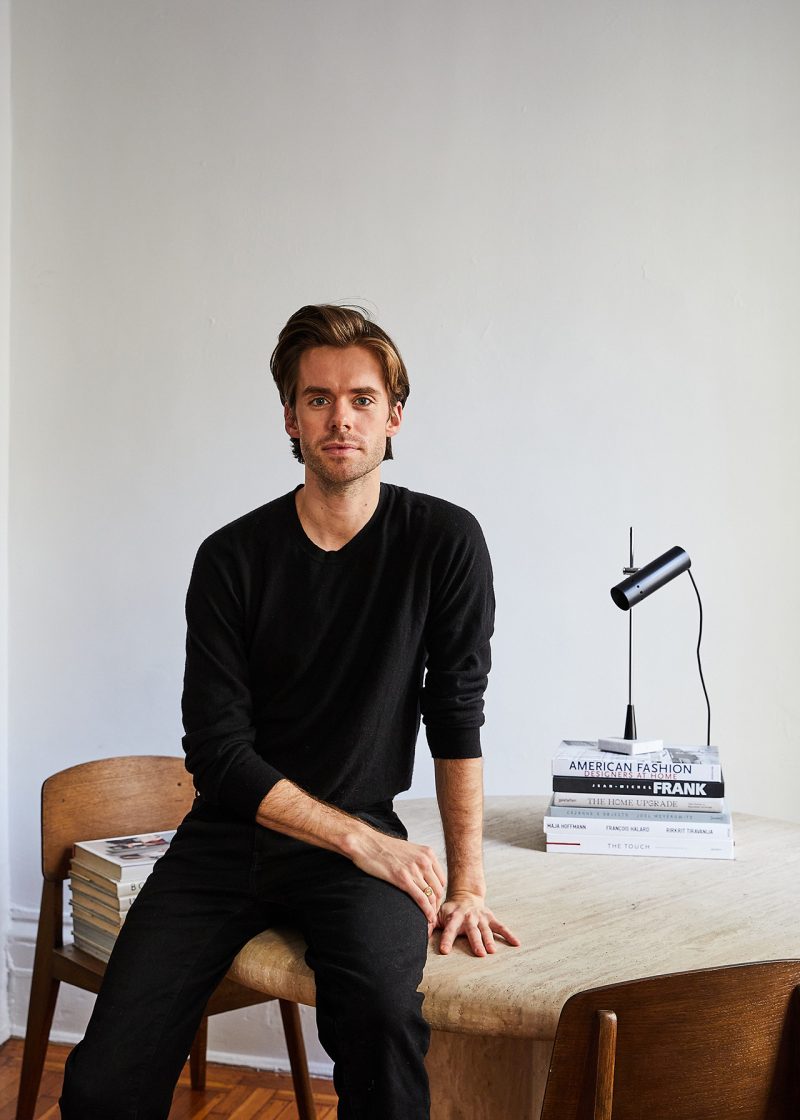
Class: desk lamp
606,528,711,751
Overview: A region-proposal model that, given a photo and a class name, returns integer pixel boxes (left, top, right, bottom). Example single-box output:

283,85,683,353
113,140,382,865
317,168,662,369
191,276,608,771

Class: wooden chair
540,959,800,1120
16,755,317,1120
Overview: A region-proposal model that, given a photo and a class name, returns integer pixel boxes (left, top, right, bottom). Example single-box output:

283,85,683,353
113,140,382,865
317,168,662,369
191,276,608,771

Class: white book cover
546,800,731,824
545,815,733,840
552,792,725,813
73,831,175,881
553,740,722,781
546,834,734,859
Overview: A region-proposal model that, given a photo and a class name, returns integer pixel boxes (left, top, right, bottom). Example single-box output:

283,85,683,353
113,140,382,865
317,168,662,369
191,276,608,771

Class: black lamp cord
687,569,711,746
627,526,634,706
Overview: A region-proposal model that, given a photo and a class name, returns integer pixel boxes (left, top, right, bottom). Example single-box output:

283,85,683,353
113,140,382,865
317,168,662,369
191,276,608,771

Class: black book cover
551,775,725,797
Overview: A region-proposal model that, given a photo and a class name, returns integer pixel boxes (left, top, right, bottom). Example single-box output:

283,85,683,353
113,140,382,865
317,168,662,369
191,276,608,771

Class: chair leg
16,974,60,1120
16,886,62,1120
593,1009,617,1120
190,1016,208,1091
279,999,317,1120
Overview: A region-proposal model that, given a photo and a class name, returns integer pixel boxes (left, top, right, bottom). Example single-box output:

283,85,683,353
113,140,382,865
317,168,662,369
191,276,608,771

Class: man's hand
435,890,521,956
432,758,518,956
256,779,448,926
343,828,447,927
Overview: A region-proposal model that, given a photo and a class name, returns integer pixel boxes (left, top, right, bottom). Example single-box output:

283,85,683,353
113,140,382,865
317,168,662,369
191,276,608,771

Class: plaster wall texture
6,0,800,1071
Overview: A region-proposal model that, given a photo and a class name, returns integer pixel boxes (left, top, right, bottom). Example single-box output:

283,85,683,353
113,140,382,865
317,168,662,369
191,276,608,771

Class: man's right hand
341,828,446,926
256,778,446,925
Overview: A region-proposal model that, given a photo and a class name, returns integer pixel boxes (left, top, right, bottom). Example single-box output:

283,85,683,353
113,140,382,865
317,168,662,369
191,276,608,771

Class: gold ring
423,886,433,897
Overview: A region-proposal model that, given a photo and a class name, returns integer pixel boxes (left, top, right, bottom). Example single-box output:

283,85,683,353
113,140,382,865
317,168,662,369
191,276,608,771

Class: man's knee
317,955,429,1056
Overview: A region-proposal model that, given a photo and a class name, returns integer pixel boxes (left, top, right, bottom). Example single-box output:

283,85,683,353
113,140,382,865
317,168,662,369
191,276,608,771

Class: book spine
70,849,128,881
72,933,112,963
70,882,137,911
545,838,734,859
546,803,730,824
544,817,733,839
552,776,725,797
71,860,150,896
552,760,721,781
70,901,126,932
72,917,118,950
551,792,725,812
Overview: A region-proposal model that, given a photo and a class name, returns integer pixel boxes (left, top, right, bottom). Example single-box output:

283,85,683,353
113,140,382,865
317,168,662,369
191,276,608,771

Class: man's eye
310,397,328,407
354,397,373,406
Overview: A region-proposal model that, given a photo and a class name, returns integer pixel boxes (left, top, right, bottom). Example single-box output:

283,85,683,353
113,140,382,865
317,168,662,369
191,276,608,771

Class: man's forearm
255,778,372,856
256,778,447,925
434,757,486,897
433,757,519,956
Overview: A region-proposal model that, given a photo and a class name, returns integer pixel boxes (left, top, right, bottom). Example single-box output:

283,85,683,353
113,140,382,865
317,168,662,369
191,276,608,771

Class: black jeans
59,799,431,1120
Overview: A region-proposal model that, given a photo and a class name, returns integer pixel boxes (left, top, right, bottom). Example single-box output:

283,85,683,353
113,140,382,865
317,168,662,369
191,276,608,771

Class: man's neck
295,471,382,552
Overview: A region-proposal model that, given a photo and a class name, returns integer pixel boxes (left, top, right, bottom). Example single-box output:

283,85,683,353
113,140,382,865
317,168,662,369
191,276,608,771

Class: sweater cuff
216,754,286,822
426,726,483,760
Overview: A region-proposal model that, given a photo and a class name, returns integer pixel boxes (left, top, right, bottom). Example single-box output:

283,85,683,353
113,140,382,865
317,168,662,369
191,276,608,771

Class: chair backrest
540,960,800,1120
41,755,196,881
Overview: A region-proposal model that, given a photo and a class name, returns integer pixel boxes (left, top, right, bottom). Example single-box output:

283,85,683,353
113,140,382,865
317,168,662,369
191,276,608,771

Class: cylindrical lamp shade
610,546,691,610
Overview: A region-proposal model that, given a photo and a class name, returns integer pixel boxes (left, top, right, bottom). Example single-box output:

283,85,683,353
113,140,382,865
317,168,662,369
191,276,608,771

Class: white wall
1,0,12,1045
7,0,800,1071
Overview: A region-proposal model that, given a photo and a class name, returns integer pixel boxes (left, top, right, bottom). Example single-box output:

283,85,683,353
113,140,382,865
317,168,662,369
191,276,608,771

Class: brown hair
270,304,410,463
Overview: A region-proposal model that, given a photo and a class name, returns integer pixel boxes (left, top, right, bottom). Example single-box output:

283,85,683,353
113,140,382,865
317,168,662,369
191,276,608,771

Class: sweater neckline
289,483,389,564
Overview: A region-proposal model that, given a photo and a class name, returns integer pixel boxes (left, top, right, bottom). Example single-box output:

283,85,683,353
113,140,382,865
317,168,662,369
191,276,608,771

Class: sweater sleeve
421,511,494,759
181,535,285,820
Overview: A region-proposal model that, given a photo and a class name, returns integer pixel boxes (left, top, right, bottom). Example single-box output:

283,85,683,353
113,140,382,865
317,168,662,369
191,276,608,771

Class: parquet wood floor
0,1039,338,1120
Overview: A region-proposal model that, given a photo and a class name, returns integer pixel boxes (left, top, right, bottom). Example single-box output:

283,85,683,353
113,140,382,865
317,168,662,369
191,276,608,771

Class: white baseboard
188,1046,334,1079
5,908,334,1078
4,1027,335,1080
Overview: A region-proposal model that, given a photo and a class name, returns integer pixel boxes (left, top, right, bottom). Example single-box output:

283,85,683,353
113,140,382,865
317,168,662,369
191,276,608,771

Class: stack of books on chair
544,740,734,860
69,831,175,961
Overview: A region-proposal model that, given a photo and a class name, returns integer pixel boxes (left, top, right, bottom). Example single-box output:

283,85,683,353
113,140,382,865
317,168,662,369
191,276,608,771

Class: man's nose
330,399,352,429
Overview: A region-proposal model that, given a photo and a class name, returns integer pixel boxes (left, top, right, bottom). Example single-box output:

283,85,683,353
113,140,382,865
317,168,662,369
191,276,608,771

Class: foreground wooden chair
540,959,800,1120
16,755,316,1120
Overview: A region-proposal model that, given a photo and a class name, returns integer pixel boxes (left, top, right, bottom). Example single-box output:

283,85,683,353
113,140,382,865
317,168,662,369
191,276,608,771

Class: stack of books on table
69,831,175,961
544,740,734,860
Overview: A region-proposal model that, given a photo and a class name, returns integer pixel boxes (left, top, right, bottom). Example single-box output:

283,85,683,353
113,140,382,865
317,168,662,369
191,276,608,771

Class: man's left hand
434,891,521,957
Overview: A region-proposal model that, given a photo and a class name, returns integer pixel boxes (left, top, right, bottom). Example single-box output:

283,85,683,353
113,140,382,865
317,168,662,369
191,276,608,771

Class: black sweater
181,484,494,823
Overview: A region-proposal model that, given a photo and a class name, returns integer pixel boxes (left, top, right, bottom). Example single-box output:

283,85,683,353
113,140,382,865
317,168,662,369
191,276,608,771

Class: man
60,304,518,1120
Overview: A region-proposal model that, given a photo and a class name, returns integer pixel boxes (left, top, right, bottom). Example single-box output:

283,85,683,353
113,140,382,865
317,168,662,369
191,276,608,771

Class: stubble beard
300,434,387,495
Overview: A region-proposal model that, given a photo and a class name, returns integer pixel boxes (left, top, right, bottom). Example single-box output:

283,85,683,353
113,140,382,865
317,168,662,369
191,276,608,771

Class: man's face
285,345,403,488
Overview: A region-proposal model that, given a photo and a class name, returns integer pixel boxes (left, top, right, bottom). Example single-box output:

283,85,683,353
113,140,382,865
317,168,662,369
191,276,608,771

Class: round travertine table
229,796,800,1119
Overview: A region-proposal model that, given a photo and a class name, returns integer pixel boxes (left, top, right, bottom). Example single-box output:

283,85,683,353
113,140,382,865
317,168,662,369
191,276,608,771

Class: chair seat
51,945,106,993
52,943,271,1014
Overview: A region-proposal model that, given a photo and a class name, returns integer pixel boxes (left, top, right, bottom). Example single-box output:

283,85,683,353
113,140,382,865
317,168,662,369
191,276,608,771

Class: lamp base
624,704,637,740
598,736,664,756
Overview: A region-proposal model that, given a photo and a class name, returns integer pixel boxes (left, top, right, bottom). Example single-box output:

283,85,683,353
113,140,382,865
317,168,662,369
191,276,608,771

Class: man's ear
284,402,300,438
386,401,403,438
